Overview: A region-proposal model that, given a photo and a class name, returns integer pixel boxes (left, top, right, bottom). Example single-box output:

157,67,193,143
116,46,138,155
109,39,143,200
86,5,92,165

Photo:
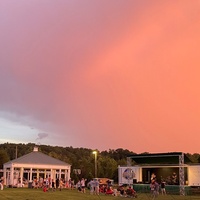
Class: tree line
0,143,200,183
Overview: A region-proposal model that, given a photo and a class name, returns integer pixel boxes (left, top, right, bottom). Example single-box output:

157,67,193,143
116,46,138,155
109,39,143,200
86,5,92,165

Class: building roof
4,148,70,166
127,152,192,165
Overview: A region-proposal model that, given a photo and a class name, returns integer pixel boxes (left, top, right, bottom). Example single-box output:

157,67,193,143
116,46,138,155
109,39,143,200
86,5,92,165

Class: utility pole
15,145,18,159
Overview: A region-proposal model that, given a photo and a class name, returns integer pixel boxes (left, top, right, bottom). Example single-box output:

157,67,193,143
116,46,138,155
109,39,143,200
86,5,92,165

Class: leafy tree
0,149,9,168
1,142,200,183
97,156,117,178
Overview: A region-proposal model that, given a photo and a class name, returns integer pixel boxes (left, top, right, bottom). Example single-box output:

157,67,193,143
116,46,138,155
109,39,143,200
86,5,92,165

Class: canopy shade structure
127,152,192,165
3,147,71,187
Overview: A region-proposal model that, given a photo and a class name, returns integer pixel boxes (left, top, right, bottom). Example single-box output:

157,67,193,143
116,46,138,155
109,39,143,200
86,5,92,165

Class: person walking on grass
59,178,63,191
150,179,159,199
94,179,100,195
51,179,56,192
88,179,95,195
81,178,86,193
161,181,166,195
56,178,59,189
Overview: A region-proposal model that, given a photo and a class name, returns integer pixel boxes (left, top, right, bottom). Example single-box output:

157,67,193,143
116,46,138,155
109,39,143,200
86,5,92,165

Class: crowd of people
117,185,137,198
31,177,66,192
37,177,135,197
1,173,170,199
31,177,92,194
87,179,137,197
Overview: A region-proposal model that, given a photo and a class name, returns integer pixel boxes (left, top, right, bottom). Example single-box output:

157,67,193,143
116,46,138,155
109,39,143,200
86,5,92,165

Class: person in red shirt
126,186,137,198
106,186,113,195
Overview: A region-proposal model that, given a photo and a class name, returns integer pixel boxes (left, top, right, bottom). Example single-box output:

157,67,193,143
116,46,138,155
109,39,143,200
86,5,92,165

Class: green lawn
1,188,200,200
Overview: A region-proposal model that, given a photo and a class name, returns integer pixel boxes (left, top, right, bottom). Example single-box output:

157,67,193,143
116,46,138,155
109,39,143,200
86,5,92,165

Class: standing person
71,179,75,190
150,180,156,198
56,178,59,189
81,178,86,193
150,180,159,199
59,179,63,191
52,179,55,192
77,180,81,192
65,179,69,189
155,181,159,196
94,179,99,195
161,181,166,195
48,176,51,190
39,176,43,188
0,177,3,190
68,179,72,189
88,179,95,195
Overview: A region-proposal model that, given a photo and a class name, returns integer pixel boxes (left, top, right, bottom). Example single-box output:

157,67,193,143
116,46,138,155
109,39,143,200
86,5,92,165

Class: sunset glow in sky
1,0,200,153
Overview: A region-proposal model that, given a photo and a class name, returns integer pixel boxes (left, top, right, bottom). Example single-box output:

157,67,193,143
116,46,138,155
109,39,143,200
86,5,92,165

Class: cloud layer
1,0,200,153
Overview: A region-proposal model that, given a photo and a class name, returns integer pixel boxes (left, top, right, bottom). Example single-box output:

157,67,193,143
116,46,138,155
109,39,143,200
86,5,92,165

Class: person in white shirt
88,179,95,194
81,178,86,193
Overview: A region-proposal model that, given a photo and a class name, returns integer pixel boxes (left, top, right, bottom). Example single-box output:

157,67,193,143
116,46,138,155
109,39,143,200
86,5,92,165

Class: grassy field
1,188,200,200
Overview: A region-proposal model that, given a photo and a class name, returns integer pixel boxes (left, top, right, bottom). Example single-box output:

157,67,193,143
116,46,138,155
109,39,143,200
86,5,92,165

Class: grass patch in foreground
1,188,114,200
1,188,200,200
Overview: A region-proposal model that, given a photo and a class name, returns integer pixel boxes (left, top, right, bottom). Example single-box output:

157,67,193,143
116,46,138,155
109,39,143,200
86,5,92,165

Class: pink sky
0,0,200,153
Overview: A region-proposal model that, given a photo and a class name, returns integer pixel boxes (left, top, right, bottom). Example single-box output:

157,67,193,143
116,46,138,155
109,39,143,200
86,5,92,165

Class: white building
3,147,71,187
